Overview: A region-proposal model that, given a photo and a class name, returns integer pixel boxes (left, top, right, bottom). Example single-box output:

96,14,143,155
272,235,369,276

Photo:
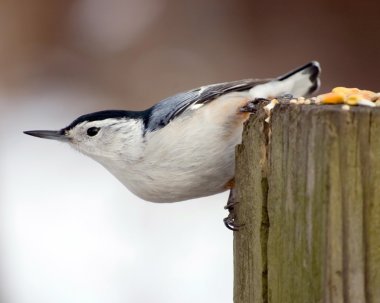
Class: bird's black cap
63,109,151,131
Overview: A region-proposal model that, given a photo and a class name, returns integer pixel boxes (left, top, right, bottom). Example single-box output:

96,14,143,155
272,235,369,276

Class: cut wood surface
234,104,380,303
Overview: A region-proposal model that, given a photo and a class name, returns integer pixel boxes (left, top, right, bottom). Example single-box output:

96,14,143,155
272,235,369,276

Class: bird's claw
240,98,269,113
224,200,239,211
223,212,244,231
223,190,244,231
278,93,293,100
240,95,294,113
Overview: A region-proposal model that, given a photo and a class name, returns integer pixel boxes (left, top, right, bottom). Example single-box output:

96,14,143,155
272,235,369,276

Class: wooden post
234,104,380,303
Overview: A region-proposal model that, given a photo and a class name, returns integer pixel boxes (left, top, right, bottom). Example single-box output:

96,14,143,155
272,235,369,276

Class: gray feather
146,61,321,132
146,79,268,132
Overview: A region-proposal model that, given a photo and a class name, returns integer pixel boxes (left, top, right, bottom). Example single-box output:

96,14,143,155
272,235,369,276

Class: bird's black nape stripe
64,109,151,130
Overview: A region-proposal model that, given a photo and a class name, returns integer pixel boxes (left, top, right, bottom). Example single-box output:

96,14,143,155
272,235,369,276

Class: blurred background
1,0,379,302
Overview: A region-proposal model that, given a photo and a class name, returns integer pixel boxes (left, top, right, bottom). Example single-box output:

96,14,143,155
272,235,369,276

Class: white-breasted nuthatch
25,61,321,229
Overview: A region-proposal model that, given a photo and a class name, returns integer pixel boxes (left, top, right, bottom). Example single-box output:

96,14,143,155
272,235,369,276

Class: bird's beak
23,130,69,142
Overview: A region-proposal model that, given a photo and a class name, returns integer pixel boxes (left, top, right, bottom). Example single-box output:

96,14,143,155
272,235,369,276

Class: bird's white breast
99,92,251,202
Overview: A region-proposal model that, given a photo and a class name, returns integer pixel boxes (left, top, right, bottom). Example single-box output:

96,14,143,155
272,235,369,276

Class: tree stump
234,104,380,303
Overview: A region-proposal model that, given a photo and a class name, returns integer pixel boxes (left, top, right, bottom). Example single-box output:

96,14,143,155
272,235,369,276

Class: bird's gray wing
146,78,269,132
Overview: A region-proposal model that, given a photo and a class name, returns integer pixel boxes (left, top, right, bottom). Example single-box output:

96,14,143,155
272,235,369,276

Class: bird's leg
278,93,293,100
240,94,294,113
239,98,269,113
223,188,243,231
276,94,294,103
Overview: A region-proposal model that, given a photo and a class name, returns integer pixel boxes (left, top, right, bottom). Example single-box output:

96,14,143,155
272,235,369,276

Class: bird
24,61,321,230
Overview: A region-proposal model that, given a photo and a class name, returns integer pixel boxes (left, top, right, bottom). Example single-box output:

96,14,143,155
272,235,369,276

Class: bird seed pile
263,87,380,122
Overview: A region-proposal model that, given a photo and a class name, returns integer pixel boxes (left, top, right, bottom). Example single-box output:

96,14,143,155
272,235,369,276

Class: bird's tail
249,61,321,99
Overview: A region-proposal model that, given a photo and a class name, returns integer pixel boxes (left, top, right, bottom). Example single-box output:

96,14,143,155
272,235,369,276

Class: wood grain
234,104,380,303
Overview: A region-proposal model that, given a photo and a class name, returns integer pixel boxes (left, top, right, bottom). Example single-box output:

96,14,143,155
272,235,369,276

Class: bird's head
24,110,147,162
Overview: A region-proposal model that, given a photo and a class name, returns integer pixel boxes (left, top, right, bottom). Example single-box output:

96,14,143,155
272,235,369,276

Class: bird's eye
87,127,100,137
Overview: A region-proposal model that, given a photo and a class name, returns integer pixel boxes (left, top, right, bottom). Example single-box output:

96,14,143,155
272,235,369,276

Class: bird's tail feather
277,61,321,97
249,61,321,99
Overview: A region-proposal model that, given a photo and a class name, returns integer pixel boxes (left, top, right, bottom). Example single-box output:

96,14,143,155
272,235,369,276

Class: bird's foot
278,93,293,99
224,210,244,231
239,98,269,113
223,190,244,231
240,95,294,113
276,94,294,103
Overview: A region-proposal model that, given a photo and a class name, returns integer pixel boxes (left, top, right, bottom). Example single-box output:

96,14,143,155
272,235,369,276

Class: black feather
63,110,151,130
